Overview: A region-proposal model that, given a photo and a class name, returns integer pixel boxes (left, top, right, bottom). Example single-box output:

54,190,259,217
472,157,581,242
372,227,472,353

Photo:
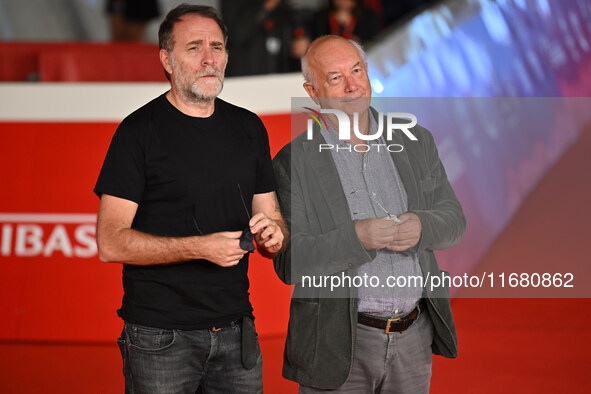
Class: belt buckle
385,317,401,334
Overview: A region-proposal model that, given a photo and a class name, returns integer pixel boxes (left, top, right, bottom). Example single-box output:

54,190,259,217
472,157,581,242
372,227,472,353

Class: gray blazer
272,113,466,389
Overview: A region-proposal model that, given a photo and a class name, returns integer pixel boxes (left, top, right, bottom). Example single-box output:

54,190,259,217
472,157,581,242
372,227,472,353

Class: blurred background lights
371,78,384,94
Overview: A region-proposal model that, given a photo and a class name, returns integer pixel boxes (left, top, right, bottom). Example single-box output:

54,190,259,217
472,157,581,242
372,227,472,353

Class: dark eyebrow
351,61,361,69
186,39,225,49
186,39,204,47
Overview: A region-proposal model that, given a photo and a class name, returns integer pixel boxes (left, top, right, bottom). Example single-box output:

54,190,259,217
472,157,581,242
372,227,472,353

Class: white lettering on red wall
0,214,96,258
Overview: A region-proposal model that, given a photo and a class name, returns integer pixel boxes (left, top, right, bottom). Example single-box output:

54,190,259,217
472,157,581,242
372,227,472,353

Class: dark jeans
117,320,263,394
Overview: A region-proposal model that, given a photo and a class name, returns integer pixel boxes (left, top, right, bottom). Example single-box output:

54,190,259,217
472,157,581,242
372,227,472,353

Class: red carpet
430,126,591,393
2,128,590,392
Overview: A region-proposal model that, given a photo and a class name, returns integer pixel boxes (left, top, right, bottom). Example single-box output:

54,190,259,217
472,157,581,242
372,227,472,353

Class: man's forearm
97,227,249,267
97,227,202,265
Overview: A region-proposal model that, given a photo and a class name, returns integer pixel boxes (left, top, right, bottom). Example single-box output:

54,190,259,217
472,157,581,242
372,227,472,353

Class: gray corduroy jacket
272,112,466,389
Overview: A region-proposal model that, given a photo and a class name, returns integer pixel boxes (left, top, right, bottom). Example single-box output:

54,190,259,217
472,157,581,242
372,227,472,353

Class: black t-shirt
94,94,277,330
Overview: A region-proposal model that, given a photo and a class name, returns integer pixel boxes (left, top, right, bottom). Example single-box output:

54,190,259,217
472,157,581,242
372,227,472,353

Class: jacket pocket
286,300,319,368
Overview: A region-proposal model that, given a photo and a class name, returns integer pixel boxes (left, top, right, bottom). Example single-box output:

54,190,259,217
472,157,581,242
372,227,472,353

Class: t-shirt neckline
159,92,220,127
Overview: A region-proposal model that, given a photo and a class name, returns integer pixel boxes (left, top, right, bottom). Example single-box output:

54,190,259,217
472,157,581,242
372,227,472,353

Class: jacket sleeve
405,128,466,255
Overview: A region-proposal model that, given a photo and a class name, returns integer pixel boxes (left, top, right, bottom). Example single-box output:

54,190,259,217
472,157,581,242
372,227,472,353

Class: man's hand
250,212,284,255
386,213,422,252
251,191,288,258
355,218,399,250
196,231,248,267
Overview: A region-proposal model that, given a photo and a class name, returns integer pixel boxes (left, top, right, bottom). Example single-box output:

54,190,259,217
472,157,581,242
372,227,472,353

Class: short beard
184,70,224,104
171,57,225,104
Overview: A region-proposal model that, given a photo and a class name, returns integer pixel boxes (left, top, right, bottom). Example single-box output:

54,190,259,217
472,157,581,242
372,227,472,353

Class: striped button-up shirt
323,111,423,317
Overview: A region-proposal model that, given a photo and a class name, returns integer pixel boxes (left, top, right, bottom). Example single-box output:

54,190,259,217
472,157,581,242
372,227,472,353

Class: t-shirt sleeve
255,117,277,195
94,120,145,203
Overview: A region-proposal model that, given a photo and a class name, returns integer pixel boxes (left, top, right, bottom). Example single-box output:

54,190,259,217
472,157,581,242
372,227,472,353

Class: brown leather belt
358,299,427,334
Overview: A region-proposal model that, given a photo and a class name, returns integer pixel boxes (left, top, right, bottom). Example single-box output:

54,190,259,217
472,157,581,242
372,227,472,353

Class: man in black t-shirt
94,5,287,393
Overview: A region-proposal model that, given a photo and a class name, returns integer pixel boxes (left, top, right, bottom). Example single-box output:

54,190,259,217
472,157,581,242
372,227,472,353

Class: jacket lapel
301,128,352,225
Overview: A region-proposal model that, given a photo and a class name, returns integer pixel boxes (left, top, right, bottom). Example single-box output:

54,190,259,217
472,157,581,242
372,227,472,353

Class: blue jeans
117,320,263,394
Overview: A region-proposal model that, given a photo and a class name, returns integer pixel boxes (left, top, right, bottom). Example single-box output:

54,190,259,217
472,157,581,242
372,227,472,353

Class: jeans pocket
125,323,176,353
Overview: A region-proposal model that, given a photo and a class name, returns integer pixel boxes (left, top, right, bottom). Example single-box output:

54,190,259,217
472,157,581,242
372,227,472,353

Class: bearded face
164,14,229,105
170,53,226,104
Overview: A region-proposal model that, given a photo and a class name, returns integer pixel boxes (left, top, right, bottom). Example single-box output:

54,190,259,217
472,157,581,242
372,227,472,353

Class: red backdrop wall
0,114,292,342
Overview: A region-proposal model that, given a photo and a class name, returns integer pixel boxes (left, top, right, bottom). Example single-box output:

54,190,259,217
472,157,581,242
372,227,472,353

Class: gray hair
301,36,367,88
